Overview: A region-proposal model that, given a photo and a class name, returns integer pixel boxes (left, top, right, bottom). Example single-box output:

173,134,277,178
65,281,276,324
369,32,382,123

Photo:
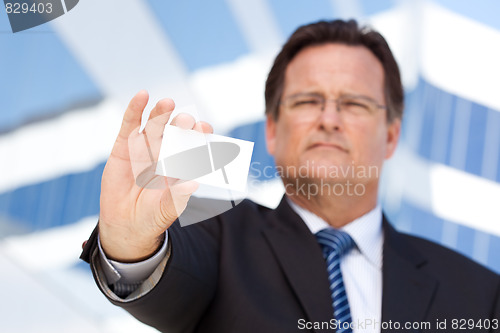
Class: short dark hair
265,19,404,122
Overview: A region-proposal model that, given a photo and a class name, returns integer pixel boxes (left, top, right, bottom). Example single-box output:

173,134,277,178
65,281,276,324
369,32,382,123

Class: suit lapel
262,198,334,333
381,218,438,332
261,200,438,332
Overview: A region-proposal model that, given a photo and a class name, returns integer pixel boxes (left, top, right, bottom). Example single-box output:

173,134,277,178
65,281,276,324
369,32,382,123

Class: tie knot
315,228,354,257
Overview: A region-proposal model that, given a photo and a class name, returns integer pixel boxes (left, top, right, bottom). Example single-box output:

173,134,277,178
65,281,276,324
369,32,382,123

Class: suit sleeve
81,218,221,333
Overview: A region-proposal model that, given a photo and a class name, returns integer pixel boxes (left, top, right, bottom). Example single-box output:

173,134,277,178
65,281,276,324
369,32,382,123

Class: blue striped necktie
316,228,355,333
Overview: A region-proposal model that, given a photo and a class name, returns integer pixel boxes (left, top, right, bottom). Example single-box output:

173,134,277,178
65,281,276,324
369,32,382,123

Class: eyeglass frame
279,92,387,120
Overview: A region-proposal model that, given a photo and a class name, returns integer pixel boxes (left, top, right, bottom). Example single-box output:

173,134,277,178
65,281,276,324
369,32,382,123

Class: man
81,20,500,333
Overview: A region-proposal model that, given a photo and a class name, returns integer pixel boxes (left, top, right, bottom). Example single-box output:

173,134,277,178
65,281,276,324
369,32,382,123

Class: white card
156,125,254,192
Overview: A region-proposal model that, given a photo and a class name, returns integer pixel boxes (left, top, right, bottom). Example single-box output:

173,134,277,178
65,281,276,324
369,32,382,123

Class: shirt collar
286,197,383,268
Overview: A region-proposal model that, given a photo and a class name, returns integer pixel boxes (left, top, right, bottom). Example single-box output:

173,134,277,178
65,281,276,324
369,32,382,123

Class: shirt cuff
98,232,168,285
91,237,171,302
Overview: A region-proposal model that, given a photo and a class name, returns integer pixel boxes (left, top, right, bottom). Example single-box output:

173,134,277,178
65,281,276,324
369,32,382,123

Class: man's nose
319,99,343,131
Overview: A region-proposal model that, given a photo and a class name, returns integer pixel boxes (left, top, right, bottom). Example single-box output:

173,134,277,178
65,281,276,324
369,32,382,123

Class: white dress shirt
287,199,383,333
99,200,383,332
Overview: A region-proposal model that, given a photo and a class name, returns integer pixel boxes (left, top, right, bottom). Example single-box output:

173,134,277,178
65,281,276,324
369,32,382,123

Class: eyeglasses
280,93,386,121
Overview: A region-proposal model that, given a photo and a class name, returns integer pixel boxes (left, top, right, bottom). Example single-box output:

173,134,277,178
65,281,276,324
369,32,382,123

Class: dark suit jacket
81,197,500,333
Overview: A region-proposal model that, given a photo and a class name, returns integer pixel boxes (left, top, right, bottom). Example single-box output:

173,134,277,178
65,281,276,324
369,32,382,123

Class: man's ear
265,114,277,156
385,118,401,159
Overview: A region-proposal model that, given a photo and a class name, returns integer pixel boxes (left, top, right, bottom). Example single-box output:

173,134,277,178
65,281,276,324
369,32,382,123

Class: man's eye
292,99,321,107
342,100,370,110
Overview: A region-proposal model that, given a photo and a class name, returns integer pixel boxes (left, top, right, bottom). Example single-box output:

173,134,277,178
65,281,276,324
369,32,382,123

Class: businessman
81,19,500,333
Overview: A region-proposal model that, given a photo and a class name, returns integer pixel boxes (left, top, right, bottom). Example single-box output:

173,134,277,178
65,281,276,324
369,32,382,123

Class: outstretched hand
99,91,213,262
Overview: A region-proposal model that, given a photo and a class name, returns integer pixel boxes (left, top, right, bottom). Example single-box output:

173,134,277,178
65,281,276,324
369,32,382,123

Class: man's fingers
146,99,175,139
170,114,213,134
171,113,196,130
149,98,175,120
193,121,213,134
118,90,149,139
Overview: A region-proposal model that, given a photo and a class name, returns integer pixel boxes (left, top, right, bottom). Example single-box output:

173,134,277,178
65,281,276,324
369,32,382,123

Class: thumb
160,179,199,222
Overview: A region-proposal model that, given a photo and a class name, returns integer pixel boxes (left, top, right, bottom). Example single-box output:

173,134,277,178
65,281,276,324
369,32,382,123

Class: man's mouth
308,142,348,153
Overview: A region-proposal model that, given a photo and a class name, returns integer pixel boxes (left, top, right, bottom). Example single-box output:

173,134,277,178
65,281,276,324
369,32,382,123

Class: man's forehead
286,43,382,75
282,43,385,99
